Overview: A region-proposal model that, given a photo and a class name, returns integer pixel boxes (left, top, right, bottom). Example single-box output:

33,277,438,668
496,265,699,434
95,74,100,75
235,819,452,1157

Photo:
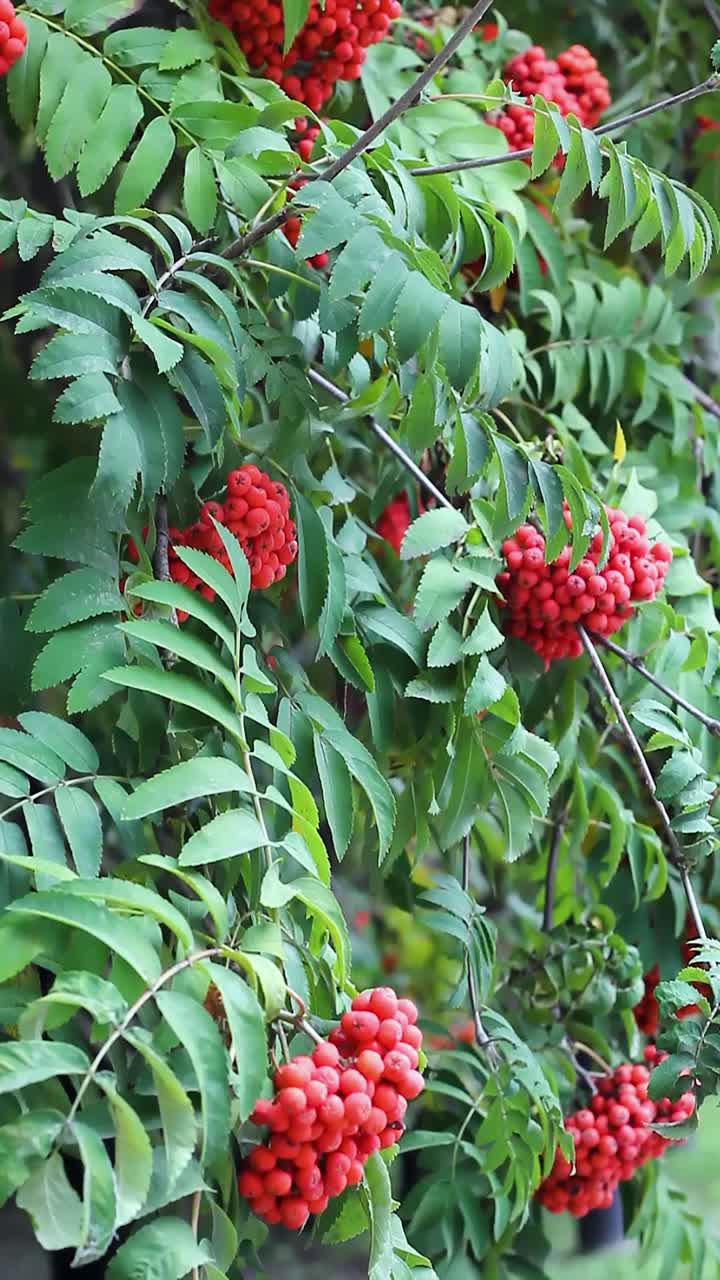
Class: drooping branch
579,627,707,940
409,74,720,176
152,493,172,583
686,377,720,421
66,947,225,1127
222,0,497,259
308,367,454,511
595,635,720,738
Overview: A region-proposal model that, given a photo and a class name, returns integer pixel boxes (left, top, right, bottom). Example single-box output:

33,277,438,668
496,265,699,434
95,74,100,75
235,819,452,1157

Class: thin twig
462,833,493,1053
704,0,720,30
409,74,720,175
562,1039,598,1094
542,810,566,932
686,377,720,421
579,627,707,940
276,1009,325,1045
222,0,497,259
595,635,720,737
152,494,179,629
308,367,453,511
66,948,224,1127
571,1040,611,1076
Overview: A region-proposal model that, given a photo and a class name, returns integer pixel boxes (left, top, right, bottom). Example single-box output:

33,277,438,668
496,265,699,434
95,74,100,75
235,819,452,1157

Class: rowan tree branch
409,74,720,176
686,376,720,421
222,0,497,259
308,367,454,510
579,627,707,940
595,634,720,737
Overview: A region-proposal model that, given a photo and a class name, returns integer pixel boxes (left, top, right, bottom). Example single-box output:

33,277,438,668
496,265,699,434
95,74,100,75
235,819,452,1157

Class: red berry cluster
537,1047,695,1218
238,987,424,1229
0,0,26,76
125,465,297,621
634,917,711,1036
496,503,672,668
375,491,426,555
492,43,610,157
209,0,400,111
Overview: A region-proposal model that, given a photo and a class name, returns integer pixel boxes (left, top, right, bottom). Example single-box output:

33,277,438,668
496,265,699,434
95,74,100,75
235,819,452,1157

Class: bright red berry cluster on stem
492,43,610,156
0,0,26,76
209,0,400,110
238,987,424,1229
375,491,425,555
496,502,672,667
537,1046,695,1218
125,465,297,621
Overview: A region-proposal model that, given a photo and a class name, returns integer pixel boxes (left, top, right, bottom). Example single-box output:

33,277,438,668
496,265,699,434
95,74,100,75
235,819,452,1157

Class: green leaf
494,435,529,522
16,1153,83,1251
72,1118,117,1264
159,28,216,69
295,491,329,630
76,83,144,196
0,726,65,784
63,878,193,950
129,579,235,654
554,116,591,214
125,1031,197,1188
114,117,176,214
120,618,236,698
317,538,347,659
0,1039,88,1093
155,991,230,1166
7,15,48,132
393,274,449,364
282,0,311,50
54,786,102,877
203,964,267,1121
95,1076,153,1227
125,757,253,819
107,1217,211,1280
365,1152,394,1280
104,665,241,738
0,1110,64,1209
131,313,183,373
175,545,247,629
404,372,437,452
27,568,122,633
462,607,504,656
413,558,472,631
179,809,266,865
439,301,483,391
464,656,506,714
10,890,161,983
531,97,560,178
184,147,218,233
314,735,354,859
140,854,229,941
400,507,468,560
44,59,112,181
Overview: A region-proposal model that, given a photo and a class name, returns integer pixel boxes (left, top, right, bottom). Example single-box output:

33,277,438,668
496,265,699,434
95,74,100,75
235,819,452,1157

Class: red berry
280,1197,309,1230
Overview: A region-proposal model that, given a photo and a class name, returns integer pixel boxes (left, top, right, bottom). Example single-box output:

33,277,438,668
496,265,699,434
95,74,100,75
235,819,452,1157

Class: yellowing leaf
613,420,627,463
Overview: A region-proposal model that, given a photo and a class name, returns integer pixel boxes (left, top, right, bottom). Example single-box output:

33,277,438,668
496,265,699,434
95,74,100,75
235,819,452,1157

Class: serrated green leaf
125,1032,196,1188
400,507,468,560
27,568,122,633
55,786,103,877
104,664,241,738
107,1217,211,1280
179,808,266,865
184,147,218,234
10,889,161,982
45,59,112,181
464,655,506,714
125,757,252,819
114,117,176,214
155,991,230,1165
17,1153,83,1251
203,964,267,1121
76,84,145,196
